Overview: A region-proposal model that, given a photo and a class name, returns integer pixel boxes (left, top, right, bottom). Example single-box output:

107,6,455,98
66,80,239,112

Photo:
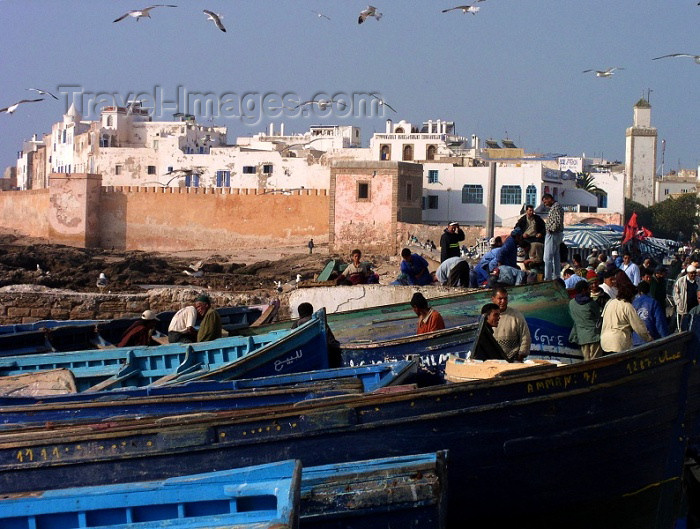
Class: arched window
462,184,483,204
426,145,437,161
525,185,537,206
106,115,113,127
402,144,413,161
395,127,404,134
380,144,391,161
500,185,522,205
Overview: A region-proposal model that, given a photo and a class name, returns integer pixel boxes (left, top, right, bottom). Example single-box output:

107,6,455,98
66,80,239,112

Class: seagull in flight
652,53,700,64
26,88,58,100
442,5,481,14
582,67,624,78
0,98,43,114
291,99,346,111
370,93,397,113
113,5,177,23
310,10,331,20
203,10,226,32
358,5,382,24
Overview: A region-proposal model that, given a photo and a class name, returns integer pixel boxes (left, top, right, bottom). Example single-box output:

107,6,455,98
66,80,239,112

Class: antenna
646,88,653,103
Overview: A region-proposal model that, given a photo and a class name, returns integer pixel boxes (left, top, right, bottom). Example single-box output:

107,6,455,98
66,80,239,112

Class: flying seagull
203,10,226,32
369,93,397,113
291,99,346,111
582,67,624,78
652,53,700,64
310,10,331,20
113,5,177,23
442,5,481,14
358,5,382,24
0,98,43,114
26,88,58,100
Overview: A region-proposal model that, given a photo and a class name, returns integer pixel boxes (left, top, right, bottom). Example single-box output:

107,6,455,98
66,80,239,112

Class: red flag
640,226,653,239
622,212,638,244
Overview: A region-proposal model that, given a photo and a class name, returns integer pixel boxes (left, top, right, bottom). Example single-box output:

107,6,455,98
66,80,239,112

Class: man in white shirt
599,269,618,300
619,252,641,286
167,304,198,343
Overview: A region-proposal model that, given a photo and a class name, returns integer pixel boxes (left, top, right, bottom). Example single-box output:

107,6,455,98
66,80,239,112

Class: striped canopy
563,223,621,250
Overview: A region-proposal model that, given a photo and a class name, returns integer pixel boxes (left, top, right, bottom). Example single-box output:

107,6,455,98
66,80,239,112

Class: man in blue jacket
398,248,433,285
475,229,523,286
632,280,669,345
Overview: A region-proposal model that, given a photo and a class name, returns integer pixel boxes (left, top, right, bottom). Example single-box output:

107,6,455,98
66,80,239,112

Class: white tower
624,98,657,206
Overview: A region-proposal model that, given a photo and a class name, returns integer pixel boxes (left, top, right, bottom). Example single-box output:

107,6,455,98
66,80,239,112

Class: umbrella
563,223,621,250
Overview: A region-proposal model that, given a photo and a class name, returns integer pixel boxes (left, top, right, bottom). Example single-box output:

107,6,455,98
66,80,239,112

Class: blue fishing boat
300,451,447,528
0,460,301,529
0,361,416,426
246,281,577,378
0,310,329,392
0,326,692,528
0,304,274,357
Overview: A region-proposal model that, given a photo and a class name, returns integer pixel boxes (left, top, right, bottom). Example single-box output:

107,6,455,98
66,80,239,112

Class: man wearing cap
195,294,222,342
440,221,465,262
117,310,160,347
673,265,699,330
542,193,564,281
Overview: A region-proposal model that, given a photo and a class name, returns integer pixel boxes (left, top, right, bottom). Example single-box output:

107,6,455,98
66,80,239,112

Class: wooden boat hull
0,361,416,426
0,311,329,392
300,451,447,529
0,332,692,528
0,460,301,529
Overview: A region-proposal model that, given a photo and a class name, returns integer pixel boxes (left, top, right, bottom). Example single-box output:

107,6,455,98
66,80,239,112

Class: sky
0,0,698,174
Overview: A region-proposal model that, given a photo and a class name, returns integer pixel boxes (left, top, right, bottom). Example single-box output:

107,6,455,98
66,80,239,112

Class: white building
656,168,699,202
625,98,657,207
16,103,366,191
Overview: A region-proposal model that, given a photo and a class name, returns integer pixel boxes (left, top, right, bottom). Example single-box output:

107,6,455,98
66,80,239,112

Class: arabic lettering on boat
273,350,303,371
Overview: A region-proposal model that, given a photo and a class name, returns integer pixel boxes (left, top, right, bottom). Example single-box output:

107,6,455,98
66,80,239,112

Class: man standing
649,265,668,311
632,281,668,345
542,193,564,281
440,221,465,262
308,239,314,254
619,252,641,286
568,280,603,361
490,287,531,362
673,265,699,330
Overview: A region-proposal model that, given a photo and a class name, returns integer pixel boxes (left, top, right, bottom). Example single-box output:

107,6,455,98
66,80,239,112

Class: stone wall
0,189,50,237
0,287,278,324
99,186,330,252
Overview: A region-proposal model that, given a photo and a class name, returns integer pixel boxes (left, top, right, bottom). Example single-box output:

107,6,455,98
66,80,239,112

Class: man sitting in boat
117,310,160,347
410,293,445,335
195,295,222,342
490,287,531,362
167,294,222,343
291,302,341,367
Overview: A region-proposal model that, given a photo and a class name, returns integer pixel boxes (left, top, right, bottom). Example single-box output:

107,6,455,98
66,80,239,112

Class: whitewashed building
625,98,657,207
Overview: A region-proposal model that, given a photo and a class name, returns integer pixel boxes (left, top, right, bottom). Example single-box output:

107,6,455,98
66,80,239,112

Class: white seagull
582,67,624,78
442,5,481,14
26,88,58,100
291,99,346,111
652,53,700,64
358,5,382,24
203,10,226,32
113,5,177,23
369,93,397,113
0,98,43,114
310,10,331,20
